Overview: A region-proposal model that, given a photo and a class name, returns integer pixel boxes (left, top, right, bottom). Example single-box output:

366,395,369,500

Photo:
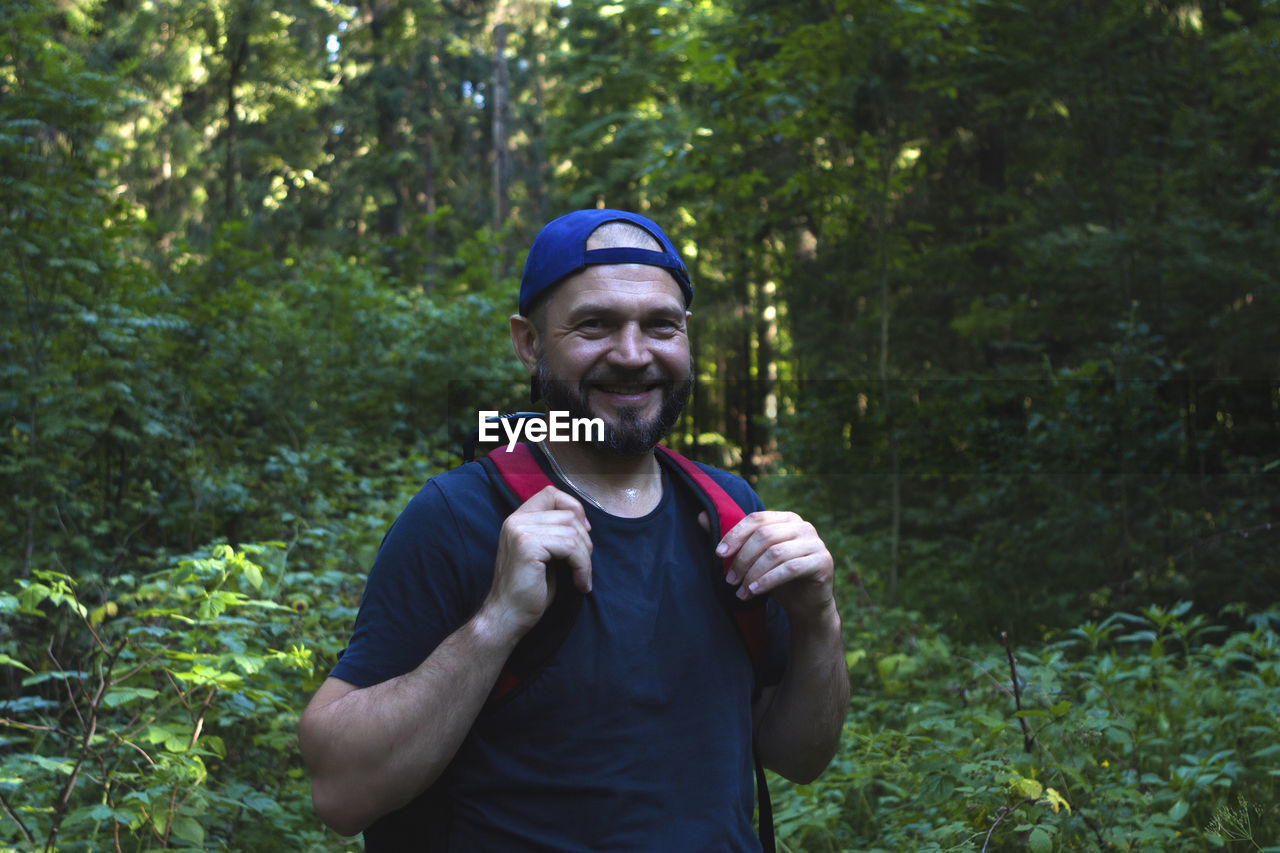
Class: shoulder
392,460,507,534
331,462,509,687
370,461,511,578
414,459,499,504
686,458,766,514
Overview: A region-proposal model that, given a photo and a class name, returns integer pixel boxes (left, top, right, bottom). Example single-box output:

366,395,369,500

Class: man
298,209,849,851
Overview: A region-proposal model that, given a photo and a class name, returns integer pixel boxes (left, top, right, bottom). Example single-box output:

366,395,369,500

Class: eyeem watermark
478,411,604,452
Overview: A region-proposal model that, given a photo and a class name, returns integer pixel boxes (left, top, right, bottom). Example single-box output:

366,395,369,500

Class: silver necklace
539,441,609,512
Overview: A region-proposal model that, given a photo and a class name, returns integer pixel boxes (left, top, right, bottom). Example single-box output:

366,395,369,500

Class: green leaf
103,686,160,707
30,755,76,776
1029,827,1053,853
242,560,263,590
0,653,34,674
198,735,226,759
1009,776,1043,800
170,815,205,846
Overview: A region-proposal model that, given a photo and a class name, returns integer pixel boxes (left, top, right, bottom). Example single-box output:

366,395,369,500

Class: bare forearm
757,603,849,783
298,607,520,836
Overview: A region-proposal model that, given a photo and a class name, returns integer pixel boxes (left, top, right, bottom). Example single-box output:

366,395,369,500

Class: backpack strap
653,444,775,853
478,442,584,708
481,441,769,680
653,445,768,672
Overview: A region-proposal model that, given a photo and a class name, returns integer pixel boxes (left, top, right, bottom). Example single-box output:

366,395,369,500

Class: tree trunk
419,45,439,286
529,32,547,225
877,151,902,605
223,3,252,221
367,2,406,240
491,18,511,231
757,280,778,464
735,258,757,481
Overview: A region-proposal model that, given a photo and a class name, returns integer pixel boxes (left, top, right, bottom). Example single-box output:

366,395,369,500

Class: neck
540,440,662,518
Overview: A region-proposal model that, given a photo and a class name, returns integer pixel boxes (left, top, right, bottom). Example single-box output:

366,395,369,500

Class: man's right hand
300,484,594,836
483,485,594,637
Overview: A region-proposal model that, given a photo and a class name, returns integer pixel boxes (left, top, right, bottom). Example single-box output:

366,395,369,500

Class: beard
535,356,693,456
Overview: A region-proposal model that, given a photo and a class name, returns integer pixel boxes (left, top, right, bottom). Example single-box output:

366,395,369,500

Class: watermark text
478,411,605,452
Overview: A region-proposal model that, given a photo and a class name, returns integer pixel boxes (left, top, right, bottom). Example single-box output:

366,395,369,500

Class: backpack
362,431,776,852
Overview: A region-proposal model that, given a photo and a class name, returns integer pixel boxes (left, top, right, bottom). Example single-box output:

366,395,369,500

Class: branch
1001,632,1036,753
48,639,86,731
0,789,34,847
187,686,218,750
43,643,123,853
981,799,1032,852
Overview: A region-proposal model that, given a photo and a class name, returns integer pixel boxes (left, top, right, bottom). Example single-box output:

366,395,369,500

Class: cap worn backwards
518,209,692,316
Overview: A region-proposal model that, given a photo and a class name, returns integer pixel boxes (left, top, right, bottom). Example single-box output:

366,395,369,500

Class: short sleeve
330,466,503,687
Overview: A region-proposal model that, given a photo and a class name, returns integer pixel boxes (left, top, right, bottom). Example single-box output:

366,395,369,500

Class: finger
696,511,710,533
567,540,594,593
514,521,594,594
736,552,829,600
517,485,590,531
547,487,591,532
511,508,592,533
715,511,796,561
735,536,813,589
723,518,806,584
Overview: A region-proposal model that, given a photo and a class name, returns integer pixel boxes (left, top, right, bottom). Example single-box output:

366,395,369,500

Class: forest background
2,0,1278,850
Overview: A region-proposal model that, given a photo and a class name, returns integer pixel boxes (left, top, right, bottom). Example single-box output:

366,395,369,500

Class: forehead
544,264,686,316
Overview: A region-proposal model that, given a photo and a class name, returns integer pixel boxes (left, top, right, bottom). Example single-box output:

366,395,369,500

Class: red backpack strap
483,440,554,502
477,443,583,707
654,444,776,853
653,445,768,674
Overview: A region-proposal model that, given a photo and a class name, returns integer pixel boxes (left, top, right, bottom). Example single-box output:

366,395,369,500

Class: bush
771,603,1280,852
6,539,1276,851
0,542,361,852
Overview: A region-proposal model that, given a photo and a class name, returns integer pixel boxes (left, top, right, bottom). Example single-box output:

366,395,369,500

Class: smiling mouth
593,384,657,397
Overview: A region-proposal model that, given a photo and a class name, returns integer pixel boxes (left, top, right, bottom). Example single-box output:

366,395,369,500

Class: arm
718,512,849,784
298,486,593,836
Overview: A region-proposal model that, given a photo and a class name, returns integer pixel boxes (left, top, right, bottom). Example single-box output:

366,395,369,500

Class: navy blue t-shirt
332,445,789,851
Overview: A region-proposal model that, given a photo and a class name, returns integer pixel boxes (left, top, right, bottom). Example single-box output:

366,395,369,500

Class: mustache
580,368,667,387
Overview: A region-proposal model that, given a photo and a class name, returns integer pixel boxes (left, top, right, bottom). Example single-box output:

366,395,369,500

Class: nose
607,322,651,369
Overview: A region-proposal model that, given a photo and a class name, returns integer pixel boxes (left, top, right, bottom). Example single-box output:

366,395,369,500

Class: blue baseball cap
518,209,692,316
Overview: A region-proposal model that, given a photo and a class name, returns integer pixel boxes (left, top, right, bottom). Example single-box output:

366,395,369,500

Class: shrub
0,543,361,852
772,603,1280,852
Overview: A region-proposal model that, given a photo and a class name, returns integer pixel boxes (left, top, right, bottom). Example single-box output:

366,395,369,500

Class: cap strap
582,247,685,275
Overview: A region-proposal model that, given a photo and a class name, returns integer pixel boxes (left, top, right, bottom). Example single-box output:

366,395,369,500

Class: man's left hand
713,511,835,624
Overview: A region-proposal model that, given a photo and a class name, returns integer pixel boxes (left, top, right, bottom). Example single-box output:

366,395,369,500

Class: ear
509,314,540,375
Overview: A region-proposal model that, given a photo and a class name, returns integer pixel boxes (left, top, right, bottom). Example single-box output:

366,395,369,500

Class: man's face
532,265,693,456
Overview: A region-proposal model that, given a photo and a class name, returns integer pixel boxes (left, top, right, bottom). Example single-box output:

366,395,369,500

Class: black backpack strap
361,782,450,852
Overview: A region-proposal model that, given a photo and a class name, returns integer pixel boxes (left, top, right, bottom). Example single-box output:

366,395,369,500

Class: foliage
1,0,1278,847
0,543,364,852
770,602,1280,852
